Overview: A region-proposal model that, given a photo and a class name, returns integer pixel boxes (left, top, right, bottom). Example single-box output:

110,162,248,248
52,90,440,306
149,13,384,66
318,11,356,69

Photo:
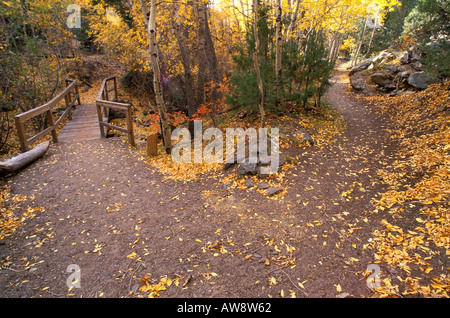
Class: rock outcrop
348,46,434,96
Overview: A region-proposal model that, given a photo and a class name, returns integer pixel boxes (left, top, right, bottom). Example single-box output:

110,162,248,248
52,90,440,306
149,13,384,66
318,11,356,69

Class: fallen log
0,141,50,176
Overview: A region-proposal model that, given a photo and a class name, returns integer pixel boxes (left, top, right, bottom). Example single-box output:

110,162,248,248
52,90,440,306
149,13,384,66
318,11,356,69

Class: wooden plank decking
58,103,102,141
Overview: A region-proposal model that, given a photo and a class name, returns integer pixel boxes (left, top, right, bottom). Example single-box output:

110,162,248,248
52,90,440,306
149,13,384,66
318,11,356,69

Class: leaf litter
1,71,448,298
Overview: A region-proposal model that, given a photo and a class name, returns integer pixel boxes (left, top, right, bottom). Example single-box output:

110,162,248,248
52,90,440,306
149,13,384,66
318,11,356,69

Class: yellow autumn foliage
365,81,450,298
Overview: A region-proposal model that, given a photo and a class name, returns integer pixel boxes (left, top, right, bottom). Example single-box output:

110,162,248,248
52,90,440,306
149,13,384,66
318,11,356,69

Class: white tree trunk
353,17,368,66
366,16,378,57
286,0,301,41
142,0,172,153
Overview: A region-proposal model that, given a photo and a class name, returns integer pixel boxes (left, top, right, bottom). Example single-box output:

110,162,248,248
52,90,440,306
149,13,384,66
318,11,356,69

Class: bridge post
74,81,81,105
126,105,135,146
46,110,58,143
113,77,118,100
14,116,27,152
147,134,158,156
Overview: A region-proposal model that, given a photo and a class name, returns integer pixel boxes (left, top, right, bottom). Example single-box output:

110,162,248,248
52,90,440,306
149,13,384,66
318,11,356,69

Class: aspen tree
140,0,172,153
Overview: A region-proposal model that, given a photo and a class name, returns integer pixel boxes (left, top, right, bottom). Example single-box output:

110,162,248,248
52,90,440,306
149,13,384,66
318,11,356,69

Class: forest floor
0,62,448,298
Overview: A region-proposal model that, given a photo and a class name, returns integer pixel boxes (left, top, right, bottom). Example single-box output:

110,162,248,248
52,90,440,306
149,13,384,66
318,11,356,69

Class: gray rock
238,163,258,175
258,182,270,189
349,59,373,76
398,89,416,96
369,73,393,87
349,74,366,92
244,178,254,188
224,161,236,170
224,154,238,170
408,72,432,90
257,156,271,166
411,61,423,71
297,129,315,146
399,71,411,78
371,50,395,64
266,187,283,197
257,166,269,178
387,65,399,73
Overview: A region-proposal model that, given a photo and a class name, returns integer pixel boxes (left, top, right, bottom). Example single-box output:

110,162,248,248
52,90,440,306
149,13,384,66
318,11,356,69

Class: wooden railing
96,76,135,146
14,79,81,152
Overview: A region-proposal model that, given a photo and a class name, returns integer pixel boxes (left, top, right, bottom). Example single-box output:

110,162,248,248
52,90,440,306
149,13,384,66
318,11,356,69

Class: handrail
96,76,135,146
14,79,81,152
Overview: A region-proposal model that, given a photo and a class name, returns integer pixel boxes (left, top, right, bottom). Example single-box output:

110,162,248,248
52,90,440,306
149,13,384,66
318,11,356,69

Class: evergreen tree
297,31,335,110
403,0,450,79
226,3,276,114
227,16,335,114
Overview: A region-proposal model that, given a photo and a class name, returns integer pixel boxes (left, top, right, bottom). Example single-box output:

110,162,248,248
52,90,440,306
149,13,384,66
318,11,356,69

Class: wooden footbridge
14,77,135,152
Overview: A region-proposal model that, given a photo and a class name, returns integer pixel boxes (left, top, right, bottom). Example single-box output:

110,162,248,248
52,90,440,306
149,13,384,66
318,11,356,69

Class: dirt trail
0,64,398,298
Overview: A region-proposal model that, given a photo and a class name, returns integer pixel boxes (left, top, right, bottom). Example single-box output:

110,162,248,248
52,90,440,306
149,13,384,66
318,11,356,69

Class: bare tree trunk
142,0,172,153
286,0,301,41
195,1,207,107
352,17,368,66
366,16,378,57
204,2,221,126
328,31,336,60
332,33,343,62
171,3,196,136
275,0,283,106
252,0,265,128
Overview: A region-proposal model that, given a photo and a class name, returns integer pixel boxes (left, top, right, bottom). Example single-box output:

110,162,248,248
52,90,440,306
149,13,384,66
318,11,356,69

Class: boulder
387,65,399,73
349,51,395,77
399,71,412,78
372,50,395,64
407,72,433,90
349,72,378,95
349,73,366,91
369,73,393,87
349,59,373,76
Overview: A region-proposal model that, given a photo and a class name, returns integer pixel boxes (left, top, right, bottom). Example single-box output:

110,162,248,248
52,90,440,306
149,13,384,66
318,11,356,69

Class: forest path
0,63,398,298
